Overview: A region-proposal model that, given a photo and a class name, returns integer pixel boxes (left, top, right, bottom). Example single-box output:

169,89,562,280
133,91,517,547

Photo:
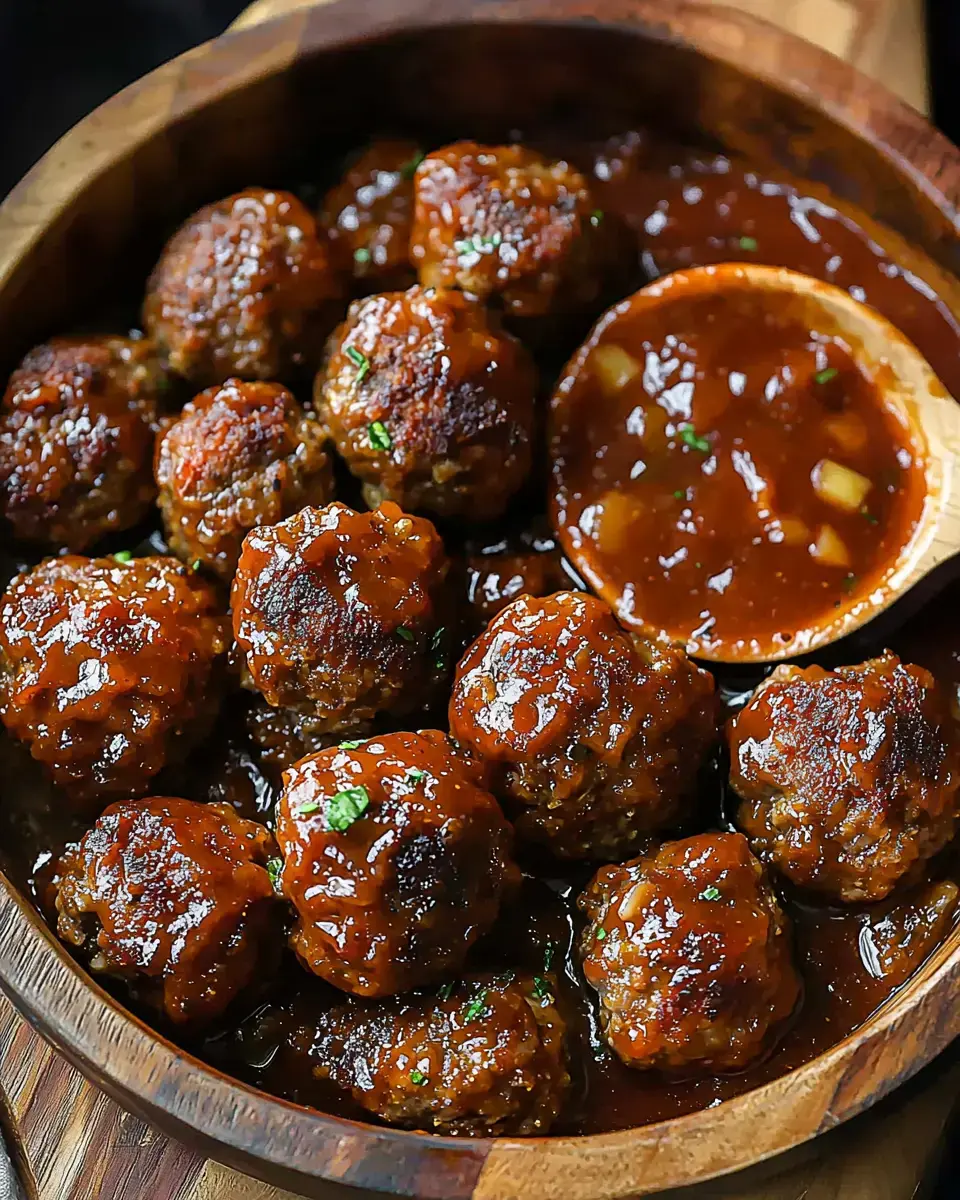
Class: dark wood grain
0,2,958,1197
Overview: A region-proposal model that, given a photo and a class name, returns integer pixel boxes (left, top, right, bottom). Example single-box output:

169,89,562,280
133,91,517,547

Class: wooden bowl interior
1,4,960,1198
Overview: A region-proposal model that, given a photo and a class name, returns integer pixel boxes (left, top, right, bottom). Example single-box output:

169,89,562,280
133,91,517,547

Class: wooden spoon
551,263,960,663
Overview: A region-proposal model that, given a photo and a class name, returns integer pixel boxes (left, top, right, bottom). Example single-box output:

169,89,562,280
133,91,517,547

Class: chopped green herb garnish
353,246,371,265
543,942,556,972
407,767,425,782
677,424,711,453
815,366,838,385
339,740,362,750
739,236,758,251
532,976,553,1003
266,857,283,894
325,785,370,832
673,489,685,500
861,508,879,525
699,885,721,901
409,1068,428,1086
590,209,604,228
430,626,447,670
400,150,425,180
437,980,456,1001
430,627,446,650
595,927,607,942
454,231,503,257
463,991,489,1023
368,419,391,451
191,560,202,571
397,627,414,642
346,345,371,386
112,551,133,564
294,799,322,817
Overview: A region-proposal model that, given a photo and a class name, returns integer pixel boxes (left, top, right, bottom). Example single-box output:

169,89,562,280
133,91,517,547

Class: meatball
0,556,229,806
314,286,536,520
0,336,166,551
231,501,452,731
410,141,607,318
275,730,518,995
55,797,280,1026
579,832,800,1072
320,140,420,293
144,188,338,386
459,546,571,639
245,698,369,776
449,591,716,859
154,378,334,579
727,653,960,903
291,972,568,1134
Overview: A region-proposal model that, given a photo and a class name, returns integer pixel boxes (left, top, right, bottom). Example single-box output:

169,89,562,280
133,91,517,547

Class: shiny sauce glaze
551,284,925,657
2,132,960,1138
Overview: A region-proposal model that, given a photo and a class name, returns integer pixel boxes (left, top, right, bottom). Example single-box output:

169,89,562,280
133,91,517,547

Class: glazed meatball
56,797,280,1026
291,972,568,1134
449,591,716,859
154,378,334,579
411,141,607,318
144,188,338,386
0,556,229,806
320,140,420,293
275,730,518,996
579,832,800,1072
459,546,571,639
728,653,960,903
232,501,452,731
0,336,167,551
314,286,536,520
245,699,369,776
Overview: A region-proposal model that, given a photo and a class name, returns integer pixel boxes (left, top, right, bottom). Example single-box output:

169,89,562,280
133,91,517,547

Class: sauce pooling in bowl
550,277,926,659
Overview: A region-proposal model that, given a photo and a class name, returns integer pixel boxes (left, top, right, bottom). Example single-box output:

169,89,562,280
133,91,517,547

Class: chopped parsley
595,927,607,942
266,857,283,894
368,420,391,451
431,626,447,669
861,508,879,525
437,980,456,1001
543,942,556,972
677,424,711,453
409,1068,428,1086
325,786,370,832
699,885,721,901
397,627,414,642
454,230,503,257
814,366,839,385
339,740,362,750
463,991,489,1023
191,559,202,571
353,246,371,265
673,489,685,500
400,150,425,180
739,235,758,251
346,345,370,386
112,550,133,564
407,767,425,782
532,976,553,1003
294,799,322,817
590,209,604,227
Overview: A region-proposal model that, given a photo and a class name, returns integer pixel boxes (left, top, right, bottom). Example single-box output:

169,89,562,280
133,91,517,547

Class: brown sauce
2,131,960,1139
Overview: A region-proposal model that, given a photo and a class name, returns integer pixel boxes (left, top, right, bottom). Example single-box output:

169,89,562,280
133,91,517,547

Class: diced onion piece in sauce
593,490,647,555
812,459,873,514
592,345,641,395
811,524,851,569
778,517,812,547
822,414,868,454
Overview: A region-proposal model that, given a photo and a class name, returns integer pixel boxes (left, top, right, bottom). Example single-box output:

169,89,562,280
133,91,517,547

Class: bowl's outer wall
0,3,960,1198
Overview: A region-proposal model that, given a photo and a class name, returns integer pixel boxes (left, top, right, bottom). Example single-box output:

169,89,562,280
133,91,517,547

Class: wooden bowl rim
1,2,960,1196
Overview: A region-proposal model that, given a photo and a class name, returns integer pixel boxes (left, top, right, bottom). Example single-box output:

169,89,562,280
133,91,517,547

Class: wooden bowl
1,3,959,1197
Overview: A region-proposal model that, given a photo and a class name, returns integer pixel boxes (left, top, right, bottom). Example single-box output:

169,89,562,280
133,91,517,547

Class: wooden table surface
0,1,945,1198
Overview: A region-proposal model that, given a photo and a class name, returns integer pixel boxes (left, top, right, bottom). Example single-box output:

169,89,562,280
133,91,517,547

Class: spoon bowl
550,263,960,664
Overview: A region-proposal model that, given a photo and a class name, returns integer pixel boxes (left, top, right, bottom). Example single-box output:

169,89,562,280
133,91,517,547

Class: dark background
0,0,958,1195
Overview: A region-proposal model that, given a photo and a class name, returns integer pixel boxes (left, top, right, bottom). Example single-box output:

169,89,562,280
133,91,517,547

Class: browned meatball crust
0,556,229,806
459,546,571,639
144,188,339,386
275,731,518,996
449,591,716,859
728,654,960,903
0,336,167,551
293,972,568,1134
245,699,370,777
579,832,800,1072
320,140,420,293
154,378,334,579
314,285,536,520
56,797,280,1026
231,501,452,731
411,142,607,318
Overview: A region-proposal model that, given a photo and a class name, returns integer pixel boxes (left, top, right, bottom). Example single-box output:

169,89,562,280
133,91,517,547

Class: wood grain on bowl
0,2,959,1198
